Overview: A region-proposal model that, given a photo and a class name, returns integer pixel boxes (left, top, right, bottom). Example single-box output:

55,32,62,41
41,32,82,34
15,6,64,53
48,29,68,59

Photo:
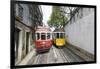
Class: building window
80,8,83,18
26,32,29,54
18,4,23,20
73,15,75,22
79,8,83,19
77,11,79,18
70,18,72,24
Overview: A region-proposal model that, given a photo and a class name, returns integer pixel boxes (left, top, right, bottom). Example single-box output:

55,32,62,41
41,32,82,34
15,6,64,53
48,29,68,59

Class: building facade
14,3,43,64
64,8,94,55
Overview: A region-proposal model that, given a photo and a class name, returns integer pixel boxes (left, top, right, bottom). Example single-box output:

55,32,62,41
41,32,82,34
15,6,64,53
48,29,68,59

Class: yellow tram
53,32,66,47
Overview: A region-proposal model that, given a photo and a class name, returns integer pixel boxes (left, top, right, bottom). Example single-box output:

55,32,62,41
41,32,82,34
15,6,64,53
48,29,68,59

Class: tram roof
36,26,51,31
53,32,65,33
36,26,52,33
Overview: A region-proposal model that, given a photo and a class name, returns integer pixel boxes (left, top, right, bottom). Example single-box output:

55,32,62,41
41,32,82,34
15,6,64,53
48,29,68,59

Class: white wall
64,8,94,54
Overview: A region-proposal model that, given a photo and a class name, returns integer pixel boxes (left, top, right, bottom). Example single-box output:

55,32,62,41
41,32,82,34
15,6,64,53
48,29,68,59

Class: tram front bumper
56,43,64,46
56,39,65,46
36,46,51,53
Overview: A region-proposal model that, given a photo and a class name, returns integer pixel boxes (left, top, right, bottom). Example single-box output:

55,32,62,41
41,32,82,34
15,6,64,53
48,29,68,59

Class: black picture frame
10,1,96,69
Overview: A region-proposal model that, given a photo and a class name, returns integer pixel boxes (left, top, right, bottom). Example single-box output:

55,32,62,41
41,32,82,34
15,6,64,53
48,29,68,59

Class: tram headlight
42,42,45,44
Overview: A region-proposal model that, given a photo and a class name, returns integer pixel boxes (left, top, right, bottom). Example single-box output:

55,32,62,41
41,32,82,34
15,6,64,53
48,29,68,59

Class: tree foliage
48,6,68,28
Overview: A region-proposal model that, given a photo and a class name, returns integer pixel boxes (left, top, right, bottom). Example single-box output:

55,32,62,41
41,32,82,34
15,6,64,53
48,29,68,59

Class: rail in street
24,45,94,65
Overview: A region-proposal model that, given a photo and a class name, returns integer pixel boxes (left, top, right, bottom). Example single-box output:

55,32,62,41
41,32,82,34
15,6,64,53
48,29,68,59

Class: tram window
47,33,50,39
56,33,59,38
41,33,46,40
53,33,55,39
60,33,64,38
37,33,40,40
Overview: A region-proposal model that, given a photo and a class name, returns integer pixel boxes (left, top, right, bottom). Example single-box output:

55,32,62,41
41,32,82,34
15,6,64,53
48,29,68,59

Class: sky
41,5,55,31
41,5,52,27
41,5,74,31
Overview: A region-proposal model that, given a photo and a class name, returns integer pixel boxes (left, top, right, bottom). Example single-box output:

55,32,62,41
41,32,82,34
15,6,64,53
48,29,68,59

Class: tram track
58,48,70,63
33,54,42,64
32,51,49,64
66,45,94,61
47,47,58,63
63,47,84,62
57,47,84,63
30,45,93,65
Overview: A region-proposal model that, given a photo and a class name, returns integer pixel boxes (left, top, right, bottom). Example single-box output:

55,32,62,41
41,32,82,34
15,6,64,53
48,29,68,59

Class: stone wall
64,8,94,54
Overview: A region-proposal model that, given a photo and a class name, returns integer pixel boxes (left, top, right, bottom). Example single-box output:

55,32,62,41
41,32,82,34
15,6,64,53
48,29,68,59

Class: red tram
35,26,52,53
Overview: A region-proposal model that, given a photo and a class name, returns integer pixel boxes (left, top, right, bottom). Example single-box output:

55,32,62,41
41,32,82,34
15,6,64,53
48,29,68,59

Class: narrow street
23,45,94,65
14,2,95,66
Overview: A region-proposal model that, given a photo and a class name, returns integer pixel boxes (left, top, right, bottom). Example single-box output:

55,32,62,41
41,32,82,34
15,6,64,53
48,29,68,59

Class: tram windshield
47,33,50,39
60,33,64,38
37,33,40,40
55,32,65,38
36,33,51,40
41,33,46,40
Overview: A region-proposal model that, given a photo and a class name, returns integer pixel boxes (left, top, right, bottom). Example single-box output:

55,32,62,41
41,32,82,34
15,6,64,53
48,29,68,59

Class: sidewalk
18,48,36,65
